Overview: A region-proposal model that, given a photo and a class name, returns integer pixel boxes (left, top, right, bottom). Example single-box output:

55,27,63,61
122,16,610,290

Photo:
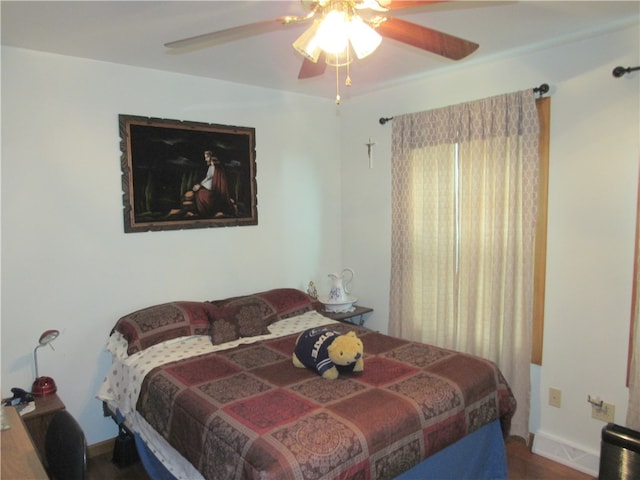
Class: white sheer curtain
389,90,539,440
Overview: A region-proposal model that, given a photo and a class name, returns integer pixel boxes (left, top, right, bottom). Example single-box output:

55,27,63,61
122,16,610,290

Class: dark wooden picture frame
119,115,257,233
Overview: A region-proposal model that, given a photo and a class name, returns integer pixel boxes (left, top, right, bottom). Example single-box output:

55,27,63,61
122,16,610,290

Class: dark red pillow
210,288,319,325
256,288,321,321
112,301,215,355
207,288,319,346
208,299,272,345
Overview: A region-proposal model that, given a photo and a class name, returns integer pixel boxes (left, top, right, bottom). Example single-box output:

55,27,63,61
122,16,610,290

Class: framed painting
119,114,257,233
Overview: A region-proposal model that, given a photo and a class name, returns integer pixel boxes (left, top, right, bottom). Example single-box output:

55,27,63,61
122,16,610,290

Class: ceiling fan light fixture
316,9,350,54
293,2,381,66
325,47,354,67
293,19,323,62
348,16,381,59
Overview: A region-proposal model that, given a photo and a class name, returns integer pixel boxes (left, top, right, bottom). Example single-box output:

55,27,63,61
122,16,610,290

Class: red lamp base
31,376,57,397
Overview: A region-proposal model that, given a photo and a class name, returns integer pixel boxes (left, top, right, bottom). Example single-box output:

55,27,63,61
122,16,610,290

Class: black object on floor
112,426,140,468
598,422,640,480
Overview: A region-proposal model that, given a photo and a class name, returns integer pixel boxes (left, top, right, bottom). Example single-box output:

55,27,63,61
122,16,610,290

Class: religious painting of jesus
119,115,257,233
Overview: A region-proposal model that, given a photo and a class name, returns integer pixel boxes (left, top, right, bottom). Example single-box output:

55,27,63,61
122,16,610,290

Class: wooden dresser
1,405,48,479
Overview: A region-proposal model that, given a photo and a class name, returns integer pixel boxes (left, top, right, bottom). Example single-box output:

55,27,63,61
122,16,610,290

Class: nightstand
22,393,65,466
322,305,373,325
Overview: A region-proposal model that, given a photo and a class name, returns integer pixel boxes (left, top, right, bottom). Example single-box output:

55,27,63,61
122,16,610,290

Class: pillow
207,288,319,346
208,299,272,345
112,301,215,355
255,288,321,321
210,288,319,324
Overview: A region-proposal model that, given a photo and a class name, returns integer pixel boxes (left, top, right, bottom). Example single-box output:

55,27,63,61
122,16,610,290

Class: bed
97,288,516,480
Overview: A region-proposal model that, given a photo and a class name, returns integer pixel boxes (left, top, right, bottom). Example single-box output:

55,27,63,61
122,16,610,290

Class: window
389,90,546,438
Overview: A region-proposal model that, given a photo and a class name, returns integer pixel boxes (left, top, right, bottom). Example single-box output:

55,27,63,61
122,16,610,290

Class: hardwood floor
87,452,149,480
506,437,596,480
86,437,597,479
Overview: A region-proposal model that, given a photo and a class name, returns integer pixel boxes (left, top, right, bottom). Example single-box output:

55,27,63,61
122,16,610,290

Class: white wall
1,47,343,444
340,23,639,475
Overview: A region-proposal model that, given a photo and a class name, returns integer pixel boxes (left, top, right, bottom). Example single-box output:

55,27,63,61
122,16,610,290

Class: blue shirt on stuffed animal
292,327,364,380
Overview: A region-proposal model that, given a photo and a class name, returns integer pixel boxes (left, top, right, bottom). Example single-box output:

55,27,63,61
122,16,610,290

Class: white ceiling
2,1,639,100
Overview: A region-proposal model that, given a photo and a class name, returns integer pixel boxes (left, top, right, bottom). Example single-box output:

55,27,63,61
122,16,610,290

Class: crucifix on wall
365,137,375,169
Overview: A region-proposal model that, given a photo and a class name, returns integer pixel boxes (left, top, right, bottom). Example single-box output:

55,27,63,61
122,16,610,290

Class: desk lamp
32,329,60,396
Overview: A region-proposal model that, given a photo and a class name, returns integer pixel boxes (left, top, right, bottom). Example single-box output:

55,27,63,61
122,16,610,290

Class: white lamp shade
325,48,354,67
293,19,322,62
316,9,349,54
349,16,382,59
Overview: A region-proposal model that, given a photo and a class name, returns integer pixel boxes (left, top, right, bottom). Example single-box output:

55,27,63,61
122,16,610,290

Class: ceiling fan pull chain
345,47,352,87
335,63,341,104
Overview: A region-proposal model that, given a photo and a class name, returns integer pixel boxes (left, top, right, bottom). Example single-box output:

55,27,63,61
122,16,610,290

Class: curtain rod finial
379,117,393,125
534,83,549,96
613,66,628,77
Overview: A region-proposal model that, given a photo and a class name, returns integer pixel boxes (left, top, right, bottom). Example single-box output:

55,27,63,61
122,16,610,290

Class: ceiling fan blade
381,0,446,10
298,52,327,79
376,17,478,60
165,16,307,49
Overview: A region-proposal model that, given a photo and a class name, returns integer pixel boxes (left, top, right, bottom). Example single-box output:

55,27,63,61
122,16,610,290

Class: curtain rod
379,83,550,125
613,65,640,77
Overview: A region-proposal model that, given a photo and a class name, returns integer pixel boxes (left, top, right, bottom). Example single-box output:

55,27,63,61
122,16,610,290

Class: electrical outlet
592,402,615,423
549,387,562,408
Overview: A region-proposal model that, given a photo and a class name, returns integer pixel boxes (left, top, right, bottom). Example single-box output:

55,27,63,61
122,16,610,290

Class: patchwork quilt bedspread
136,322,516,480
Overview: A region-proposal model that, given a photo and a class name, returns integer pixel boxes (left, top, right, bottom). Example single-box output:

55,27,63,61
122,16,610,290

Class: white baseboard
532,430,600,477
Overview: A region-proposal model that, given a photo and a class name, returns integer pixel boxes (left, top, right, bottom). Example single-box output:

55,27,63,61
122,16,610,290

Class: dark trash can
598,423,640,480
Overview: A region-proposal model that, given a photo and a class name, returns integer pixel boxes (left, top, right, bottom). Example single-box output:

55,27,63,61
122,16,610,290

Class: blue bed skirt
134,419,507,480
134,433,179,480
395,419,507,480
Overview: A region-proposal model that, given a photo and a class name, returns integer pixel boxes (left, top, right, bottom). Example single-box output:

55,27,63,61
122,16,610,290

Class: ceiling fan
165,0,478,93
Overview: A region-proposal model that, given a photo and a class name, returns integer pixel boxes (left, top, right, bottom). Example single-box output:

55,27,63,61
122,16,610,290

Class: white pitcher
328,268,354,302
